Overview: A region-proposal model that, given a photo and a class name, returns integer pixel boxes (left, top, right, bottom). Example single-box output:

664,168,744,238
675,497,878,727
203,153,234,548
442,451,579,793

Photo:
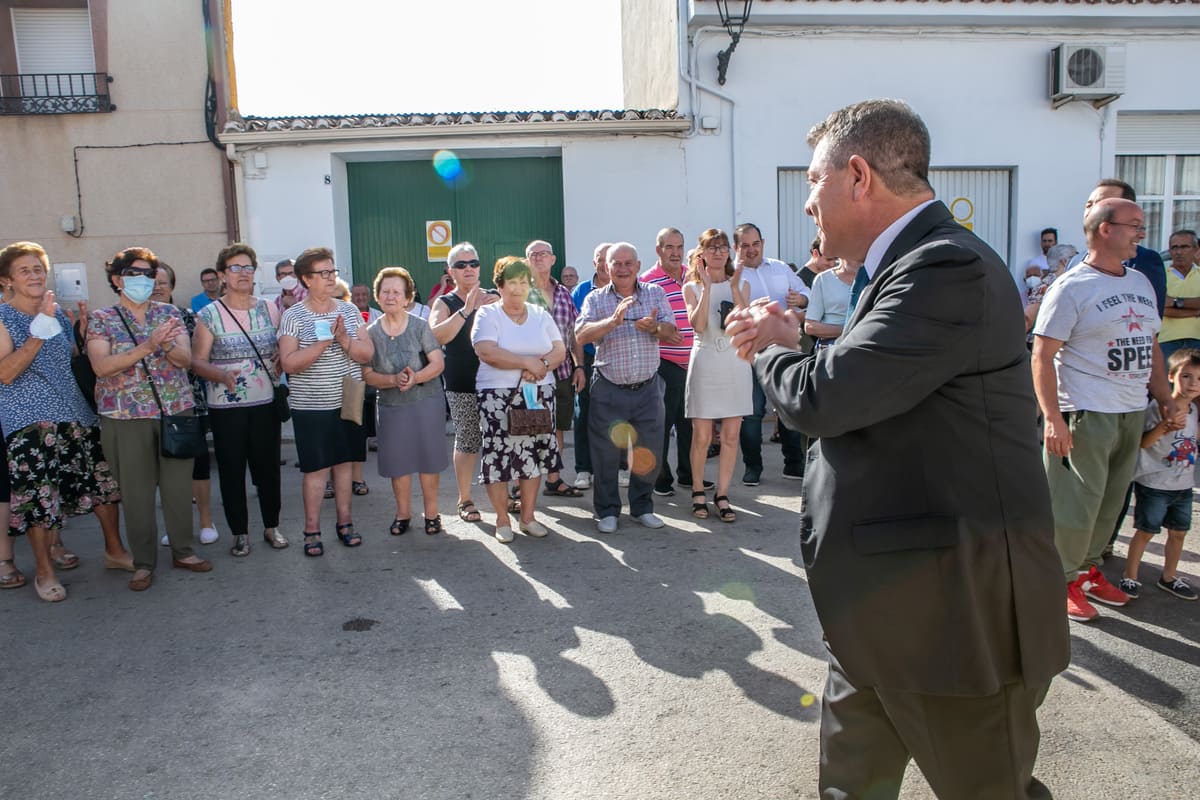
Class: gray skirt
376,394,451,478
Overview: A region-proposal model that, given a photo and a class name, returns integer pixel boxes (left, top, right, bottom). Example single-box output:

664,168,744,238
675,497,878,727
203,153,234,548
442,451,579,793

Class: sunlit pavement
3,429,1197,799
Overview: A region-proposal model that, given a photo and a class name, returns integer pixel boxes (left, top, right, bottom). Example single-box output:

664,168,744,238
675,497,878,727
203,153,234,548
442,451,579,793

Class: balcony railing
0,72,114,115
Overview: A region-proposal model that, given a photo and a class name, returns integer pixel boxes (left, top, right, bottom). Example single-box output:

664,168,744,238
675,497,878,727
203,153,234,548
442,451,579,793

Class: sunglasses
120,267,155,277
451,259,480,270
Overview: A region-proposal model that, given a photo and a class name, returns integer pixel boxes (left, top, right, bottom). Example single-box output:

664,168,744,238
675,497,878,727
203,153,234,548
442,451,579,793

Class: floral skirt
6,421,121,535
477,385,561,485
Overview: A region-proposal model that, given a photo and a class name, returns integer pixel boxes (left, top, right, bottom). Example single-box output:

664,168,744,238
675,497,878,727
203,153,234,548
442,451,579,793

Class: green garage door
347,155,565,297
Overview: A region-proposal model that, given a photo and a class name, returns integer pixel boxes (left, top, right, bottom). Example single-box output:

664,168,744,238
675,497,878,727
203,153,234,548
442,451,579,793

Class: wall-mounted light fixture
715,0,753,86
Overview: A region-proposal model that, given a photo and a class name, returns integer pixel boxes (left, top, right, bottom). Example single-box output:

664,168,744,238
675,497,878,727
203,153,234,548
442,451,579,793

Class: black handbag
216,300,290,421
115,308,207,459
70,318,98,411
507,377,553,436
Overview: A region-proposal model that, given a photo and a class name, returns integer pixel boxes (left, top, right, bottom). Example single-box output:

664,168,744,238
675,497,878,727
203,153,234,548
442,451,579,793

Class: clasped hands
724,298,802,361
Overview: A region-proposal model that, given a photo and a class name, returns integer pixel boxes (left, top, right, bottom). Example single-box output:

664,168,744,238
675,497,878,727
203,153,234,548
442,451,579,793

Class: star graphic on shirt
1121,306,1146,333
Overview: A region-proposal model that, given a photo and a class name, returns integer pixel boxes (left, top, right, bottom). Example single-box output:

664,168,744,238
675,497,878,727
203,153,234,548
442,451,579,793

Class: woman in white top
471,257,566,544
277,247,373,557
804,258,861,349
683,229,751,523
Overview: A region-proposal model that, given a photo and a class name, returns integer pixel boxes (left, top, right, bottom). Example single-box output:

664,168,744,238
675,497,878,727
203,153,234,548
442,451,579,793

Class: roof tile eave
223,108,682,135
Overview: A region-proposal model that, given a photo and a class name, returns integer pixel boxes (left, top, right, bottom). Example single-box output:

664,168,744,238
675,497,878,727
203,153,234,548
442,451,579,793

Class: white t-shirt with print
1033,265,1161,413
1134,400,1199,491
470,303,562,390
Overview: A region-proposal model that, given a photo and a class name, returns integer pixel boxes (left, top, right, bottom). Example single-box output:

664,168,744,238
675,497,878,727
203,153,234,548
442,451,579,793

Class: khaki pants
1043,409,1143,579
100,416,195,571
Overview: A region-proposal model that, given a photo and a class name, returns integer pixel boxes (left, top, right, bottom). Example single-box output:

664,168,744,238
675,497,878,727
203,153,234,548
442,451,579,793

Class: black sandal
507,492,521,514
303,531,324,557
691,491,709,519
335,522,362,547
714,495,736,523
390,518,410,536
352,480,369,496
457,500,482,523
542,478,583,498
424,516,443,535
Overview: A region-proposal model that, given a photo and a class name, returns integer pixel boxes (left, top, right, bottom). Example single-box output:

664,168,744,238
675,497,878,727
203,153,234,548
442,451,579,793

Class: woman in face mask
86,247,211,592
0,242,128,601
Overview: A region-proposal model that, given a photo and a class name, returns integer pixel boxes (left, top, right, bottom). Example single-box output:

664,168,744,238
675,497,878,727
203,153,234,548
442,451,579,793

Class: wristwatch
541,358,550,369
1174,297,1186,310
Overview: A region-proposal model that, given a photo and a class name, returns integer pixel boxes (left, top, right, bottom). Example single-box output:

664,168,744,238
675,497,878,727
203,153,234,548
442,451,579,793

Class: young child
1123,348,1200,601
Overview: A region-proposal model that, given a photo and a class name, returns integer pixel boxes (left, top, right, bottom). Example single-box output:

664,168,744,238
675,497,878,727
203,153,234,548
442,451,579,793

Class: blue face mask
122,275,154,303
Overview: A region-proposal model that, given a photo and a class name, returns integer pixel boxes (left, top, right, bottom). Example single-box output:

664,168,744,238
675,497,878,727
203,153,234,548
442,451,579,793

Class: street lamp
715,0,753,86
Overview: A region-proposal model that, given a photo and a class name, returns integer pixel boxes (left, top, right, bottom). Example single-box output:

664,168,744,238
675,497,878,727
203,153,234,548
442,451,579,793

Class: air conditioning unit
1051,44,1126,109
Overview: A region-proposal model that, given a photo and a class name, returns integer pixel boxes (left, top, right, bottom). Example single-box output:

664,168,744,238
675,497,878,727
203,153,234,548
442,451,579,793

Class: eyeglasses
528,250,554,259
704,245,731,254
451,259,480,270
1108,222,1147,234
120,267,155,277
310,269,338,279
226,264,256,273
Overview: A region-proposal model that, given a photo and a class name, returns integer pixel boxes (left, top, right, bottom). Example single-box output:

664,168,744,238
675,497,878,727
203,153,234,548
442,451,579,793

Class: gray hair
1046,244,1077,268
446,241,477,266
607,241,638,263
593,242,612,264
525,240,553,257
655,228,683,247
806,99,933,197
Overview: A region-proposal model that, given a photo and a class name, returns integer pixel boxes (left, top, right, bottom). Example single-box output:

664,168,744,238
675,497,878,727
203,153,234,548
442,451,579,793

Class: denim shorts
1133,483,1193,534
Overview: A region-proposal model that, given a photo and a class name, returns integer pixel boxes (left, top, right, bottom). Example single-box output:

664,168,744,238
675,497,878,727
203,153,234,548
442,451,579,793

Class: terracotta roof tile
223,108,681,134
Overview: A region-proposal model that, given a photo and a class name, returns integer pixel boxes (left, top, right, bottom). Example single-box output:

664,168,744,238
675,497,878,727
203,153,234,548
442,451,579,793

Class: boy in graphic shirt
1123,348,1200,601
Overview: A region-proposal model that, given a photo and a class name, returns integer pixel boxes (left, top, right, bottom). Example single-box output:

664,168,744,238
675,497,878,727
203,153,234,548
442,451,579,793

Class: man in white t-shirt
1032,198,1176,624
732,222,810,485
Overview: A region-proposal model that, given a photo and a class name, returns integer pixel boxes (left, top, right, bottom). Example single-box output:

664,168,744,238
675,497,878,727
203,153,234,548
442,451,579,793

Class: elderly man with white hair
575,242,677,533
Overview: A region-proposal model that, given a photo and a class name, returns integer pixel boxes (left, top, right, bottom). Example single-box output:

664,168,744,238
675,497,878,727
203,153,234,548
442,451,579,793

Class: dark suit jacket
756,201,1069,696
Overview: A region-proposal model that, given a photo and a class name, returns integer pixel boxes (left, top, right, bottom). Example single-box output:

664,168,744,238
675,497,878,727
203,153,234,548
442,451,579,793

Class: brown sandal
457,500,482,523
0,560,26,590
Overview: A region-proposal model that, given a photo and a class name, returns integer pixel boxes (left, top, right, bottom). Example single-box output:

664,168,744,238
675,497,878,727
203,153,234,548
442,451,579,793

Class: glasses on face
226,264,256,274
121,267,155,278
310,269,338,280
1108,222,1147,234
528,250,553,259
277,270,294,279
451,259,480,270
704,245,731,254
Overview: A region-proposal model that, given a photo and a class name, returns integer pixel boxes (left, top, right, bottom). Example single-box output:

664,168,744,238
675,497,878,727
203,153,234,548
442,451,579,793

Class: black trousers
656,359,693,488
208,403,282,535
819,651,1053,800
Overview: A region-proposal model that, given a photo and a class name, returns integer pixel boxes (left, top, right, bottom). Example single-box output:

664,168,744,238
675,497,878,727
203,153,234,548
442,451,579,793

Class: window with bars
1115,155,1200,254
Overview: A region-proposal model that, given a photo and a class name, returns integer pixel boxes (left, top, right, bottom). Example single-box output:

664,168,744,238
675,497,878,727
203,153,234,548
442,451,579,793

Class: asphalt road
3,433,1198,799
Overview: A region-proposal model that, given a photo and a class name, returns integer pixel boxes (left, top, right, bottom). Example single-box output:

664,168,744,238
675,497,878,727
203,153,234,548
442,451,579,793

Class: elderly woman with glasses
428,242,498,525
87,246,211,592
277,247,373,556
471,257,566,543
0,242,127,601
191,243,286,557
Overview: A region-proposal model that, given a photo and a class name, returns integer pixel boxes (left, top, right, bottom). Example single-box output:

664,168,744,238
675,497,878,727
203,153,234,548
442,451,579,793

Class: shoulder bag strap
113,306,167,418
216,299,276,384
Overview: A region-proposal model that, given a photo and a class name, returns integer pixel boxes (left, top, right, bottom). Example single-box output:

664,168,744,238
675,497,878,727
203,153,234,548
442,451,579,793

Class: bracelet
573,366,583,372
458,308,468,320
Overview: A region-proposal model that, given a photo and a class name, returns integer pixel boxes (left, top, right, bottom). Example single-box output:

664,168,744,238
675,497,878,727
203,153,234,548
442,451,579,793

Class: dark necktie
846,267,872,319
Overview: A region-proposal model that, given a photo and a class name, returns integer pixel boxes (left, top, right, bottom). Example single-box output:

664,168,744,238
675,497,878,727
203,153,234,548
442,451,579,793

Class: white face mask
1025,276,1042,291
279,275,299,291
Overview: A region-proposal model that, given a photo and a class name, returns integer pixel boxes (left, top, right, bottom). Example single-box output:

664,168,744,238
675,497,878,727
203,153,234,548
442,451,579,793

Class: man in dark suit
726,99,1070,799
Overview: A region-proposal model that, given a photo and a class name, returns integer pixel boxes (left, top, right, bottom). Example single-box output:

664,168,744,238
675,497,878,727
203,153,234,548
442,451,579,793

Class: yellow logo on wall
427,220,452,262
950,197,974,231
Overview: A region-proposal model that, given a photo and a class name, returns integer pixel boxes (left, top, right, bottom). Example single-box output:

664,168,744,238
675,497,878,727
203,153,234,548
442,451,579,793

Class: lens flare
432,150,464,183
609,421,636,449
630,446,657,476
718,581,755,603
800,693,817,708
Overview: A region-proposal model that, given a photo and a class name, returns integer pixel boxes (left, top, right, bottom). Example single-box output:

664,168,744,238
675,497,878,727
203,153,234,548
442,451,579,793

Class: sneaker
634,513,665,529
574,471,593,490
160,534,169,546
1157,575,1198,600
618,469,630,488
199,527,219,545
1080,565,1129,607
742,469,761,487
706,443,720,459
519,520,548,538
678,477,715,490
782,466,804,481
1066,580,1099,622
596,516,619,534
653,484,676,497
1118,578,1141,599
494,525,515,544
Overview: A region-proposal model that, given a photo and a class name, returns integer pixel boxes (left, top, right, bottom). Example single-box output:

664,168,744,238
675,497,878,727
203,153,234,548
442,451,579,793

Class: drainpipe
678,2,741,224
225,143,248,242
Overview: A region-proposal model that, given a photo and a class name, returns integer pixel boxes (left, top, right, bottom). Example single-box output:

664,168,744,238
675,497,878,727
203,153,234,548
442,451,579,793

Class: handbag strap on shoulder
216,299,276,385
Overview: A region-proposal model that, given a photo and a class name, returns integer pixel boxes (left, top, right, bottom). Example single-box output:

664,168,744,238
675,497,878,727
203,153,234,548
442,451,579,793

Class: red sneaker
1067,579,1099,622
1080,565,1129,607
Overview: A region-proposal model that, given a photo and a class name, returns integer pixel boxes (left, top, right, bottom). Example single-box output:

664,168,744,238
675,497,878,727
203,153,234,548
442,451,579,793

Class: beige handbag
340,374,366,425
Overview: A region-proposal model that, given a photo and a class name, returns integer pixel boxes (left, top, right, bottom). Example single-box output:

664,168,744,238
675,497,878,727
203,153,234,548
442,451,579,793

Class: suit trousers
655,359,693,488
208,403,282,536
819,651,1053,800
588,374,664,520
1044,409,1142,579
99,415,195,572
574,351,595,473
740,370,805,473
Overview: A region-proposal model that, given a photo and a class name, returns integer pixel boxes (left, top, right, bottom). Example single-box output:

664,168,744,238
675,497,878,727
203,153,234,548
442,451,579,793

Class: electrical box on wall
52,262,88,303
